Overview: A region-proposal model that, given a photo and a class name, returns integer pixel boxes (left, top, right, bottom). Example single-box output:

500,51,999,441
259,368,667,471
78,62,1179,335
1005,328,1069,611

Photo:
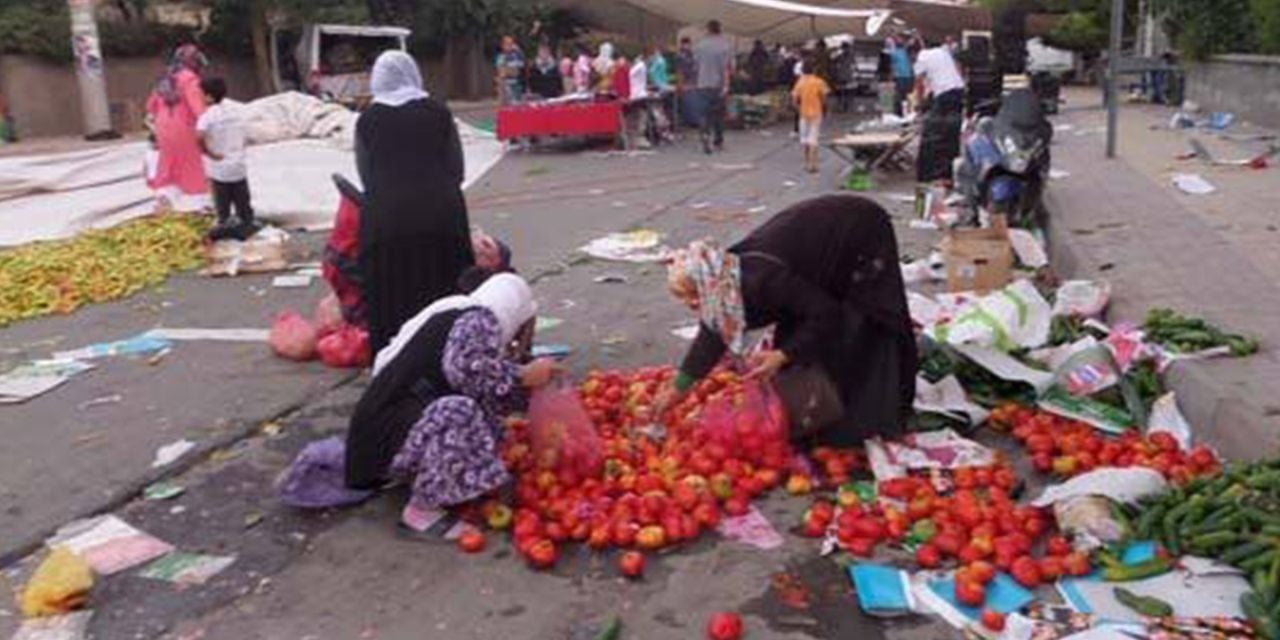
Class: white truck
270,23,411,108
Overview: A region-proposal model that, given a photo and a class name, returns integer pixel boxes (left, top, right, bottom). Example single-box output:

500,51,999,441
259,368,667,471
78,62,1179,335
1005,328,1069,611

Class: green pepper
595,616,622,640
1102,557,1176,582
909,519,938,545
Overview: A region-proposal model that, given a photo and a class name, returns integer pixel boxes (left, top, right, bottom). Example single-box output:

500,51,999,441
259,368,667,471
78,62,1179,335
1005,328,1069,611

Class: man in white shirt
196,77,256,240
912,41,967,183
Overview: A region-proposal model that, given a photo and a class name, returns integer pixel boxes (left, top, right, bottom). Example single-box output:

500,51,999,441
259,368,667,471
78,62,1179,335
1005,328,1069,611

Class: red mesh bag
527,384,603,479
316,324,371,369
699,380,789,463
313,293,344,338
269,310,318,361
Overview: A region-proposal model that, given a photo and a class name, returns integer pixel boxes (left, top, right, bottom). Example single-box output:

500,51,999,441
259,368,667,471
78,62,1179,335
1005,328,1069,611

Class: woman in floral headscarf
658,194,918,446
145,43,210,212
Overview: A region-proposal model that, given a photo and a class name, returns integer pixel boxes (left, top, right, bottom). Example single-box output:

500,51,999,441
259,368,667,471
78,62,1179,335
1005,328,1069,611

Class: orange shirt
791,74,830,120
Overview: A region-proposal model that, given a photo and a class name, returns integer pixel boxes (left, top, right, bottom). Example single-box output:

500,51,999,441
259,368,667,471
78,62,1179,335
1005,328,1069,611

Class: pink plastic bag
313,293,344,338
270,311,318,361
316,324,370,369
699,380,788,460
527,384,603,479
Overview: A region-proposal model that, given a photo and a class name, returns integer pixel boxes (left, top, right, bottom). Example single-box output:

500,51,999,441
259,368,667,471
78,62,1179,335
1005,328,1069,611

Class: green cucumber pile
1144,308,1260,357
1133,461,1280,638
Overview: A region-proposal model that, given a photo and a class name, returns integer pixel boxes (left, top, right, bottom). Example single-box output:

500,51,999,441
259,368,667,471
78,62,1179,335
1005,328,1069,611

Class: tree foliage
1150,0,1255,59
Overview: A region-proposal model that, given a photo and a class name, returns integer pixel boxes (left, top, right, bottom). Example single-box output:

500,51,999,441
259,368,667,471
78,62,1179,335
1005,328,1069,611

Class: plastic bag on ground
313,293,344,338
528,383,603,479
698,380,788,457
277,436,373,509
316,324,370,369
269,310,318,361
20,547,94,618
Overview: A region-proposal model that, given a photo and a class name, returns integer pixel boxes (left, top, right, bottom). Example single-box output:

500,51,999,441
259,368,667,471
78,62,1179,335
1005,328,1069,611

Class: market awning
618,0,890,42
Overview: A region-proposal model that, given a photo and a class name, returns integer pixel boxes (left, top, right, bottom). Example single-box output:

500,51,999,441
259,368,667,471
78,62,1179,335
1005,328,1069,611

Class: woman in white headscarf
346,273,561,518
356,50,475,357
592,42,616,91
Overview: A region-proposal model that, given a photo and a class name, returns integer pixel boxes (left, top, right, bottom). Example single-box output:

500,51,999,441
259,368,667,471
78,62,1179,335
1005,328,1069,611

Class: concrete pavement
1043,88,1280,460
0,113,953,639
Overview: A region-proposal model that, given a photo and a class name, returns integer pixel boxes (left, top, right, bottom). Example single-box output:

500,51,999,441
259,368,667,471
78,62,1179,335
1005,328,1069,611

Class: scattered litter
1052,280,1111,317
137,553,235,586
534,317,563,332
400,502,449,533
532,344,572,359
261,421,284,437
1032,467,1168,510
270,274,313,288
1054,123,1075,132
0,361,94,404
19,548,93,618
169,506,186,515
1007,228,1048,269
914,375,990,426
885,192,916,203
1048,168,1070,180
46,515,173,575
580,230,671,263
243,512,265,529
10,610,92,640
900,252,945,284
866,429,996,482
1059,563,1250,624
75,395,121,411
848,564,914,617
202,226,291,277
1038,386,1132,434
143,481,186,501
52,335,171,361
717,506,784,550
783,180,798,188
609,201,628,209
152,440,196,468
747,205,767,214
587,188,605,196
927,280,1053,351
671,324,700,341
710,163,753,171
1147,392,1193,450
593,274,628,284
770,572,813,610
600,334,628,346
208,445,246,464
908,220,938,230
1171,173,1216,195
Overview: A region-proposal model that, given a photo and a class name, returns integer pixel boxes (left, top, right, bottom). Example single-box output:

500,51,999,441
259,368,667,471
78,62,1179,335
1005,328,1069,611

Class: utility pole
1105,0,1123,158
67,0,115,139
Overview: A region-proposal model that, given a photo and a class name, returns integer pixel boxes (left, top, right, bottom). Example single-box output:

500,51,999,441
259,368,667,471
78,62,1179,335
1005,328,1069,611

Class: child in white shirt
196,77,257,240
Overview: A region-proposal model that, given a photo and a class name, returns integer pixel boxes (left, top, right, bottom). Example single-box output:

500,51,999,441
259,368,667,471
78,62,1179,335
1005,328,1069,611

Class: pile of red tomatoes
496,367,794,570
989,404,1220,484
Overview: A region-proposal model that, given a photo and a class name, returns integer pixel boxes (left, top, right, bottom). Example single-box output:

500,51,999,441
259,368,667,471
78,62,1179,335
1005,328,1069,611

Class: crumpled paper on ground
1031,467,1168,508
20,548,94,618
579,230,672,263
867,429,996,482
926,280,1052,351
913,375,990,426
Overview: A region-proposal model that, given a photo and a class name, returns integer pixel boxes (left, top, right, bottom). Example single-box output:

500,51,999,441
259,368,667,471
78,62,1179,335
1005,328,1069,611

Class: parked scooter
954,89,1053,225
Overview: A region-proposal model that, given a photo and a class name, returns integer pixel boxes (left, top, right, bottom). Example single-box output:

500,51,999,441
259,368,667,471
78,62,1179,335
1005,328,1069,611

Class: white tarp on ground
0,92,504,247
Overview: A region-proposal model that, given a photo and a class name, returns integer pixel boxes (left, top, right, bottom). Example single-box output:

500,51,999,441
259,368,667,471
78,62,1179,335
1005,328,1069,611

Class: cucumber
1115,587,1173,617
1222,540,1274,566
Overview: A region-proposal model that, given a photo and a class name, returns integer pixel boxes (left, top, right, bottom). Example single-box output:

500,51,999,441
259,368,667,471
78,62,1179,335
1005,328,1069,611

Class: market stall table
826,128,919,174
496,100,625,144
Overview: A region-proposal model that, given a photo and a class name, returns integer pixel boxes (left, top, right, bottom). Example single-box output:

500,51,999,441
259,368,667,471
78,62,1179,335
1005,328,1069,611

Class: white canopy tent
622,0,891,43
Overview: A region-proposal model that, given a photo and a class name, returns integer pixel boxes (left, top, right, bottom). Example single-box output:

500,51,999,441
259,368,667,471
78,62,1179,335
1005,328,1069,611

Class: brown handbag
772,363,845,441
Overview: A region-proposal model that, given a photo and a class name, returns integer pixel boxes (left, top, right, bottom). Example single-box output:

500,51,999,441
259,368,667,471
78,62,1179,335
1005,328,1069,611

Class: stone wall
0,55,259,140
1185,55,1280,131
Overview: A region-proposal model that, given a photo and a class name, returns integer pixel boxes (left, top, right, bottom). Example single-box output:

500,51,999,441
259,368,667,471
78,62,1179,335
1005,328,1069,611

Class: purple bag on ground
277,436,374,509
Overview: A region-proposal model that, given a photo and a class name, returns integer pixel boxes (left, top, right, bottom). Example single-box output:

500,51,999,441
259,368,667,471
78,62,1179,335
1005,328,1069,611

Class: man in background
693,20,733,154
913,38,966,182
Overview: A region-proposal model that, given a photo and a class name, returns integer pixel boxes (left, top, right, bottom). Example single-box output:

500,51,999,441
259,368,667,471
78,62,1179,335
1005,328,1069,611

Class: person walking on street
196,77,258,241
913,38,966,182
145,43,210,212
791,59,830,174
675,37,698,129
495,36,525,105
746,39,770,95
693,20,734,154
356,51,475,356
885,37,914,117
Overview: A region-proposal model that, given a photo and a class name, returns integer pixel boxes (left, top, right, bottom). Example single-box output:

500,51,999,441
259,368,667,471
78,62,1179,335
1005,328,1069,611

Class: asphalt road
0,112,953,640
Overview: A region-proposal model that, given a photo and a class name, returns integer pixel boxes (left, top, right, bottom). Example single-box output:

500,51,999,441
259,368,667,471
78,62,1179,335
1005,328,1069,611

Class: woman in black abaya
357,51,474,355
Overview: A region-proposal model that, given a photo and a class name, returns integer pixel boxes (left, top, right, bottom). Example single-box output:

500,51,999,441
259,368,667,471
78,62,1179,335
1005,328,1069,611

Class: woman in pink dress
146,44,210,212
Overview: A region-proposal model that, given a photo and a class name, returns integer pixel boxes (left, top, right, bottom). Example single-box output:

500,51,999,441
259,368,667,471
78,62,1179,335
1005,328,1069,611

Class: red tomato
458,530,486,554
526,539,558,569
1149,432,1179,453
1039,556,1064,581
619,551,645,578
955,578,987,607
966,560,997,585
915,543,942,569
1010,556,1042,589
705,612,744,640
1046,535,1072,557
847,537,877,557
1063,551,1092,577
981,609,1006,632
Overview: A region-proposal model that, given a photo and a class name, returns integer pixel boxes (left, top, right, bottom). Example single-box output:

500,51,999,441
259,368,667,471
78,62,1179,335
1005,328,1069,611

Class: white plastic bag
928,279,1052,351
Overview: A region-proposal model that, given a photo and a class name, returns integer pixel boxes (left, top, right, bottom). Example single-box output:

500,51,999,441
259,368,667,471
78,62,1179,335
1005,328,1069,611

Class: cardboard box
942,214,1013,293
